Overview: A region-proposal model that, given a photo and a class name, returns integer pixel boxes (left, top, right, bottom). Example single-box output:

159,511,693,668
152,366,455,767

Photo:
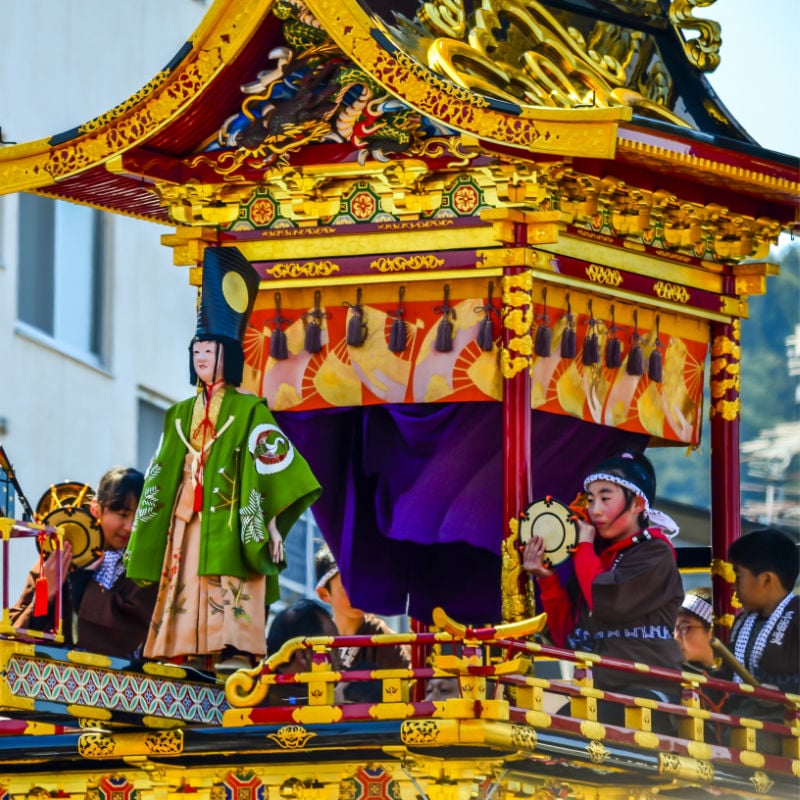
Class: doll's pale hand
576,519,596,545
522,535,553,579
267,517,284,563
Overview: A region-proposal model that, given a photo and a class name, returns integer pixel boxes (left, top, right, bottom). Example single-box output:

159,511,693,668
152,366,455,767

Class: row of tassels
268,284,500,359
534,292,663,382
267,285,663,382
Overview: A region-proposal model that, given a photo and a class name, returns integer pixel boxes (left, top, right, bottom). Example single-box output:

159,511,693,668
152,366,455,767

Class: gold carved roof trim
305,0,629,158
617,132,800,198
0,0,269,196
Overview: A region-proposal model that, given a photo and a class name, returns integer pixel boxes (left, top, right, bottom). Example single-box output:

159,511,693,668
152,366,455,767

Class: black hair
728,528,800,593
188,336,245,387
96,467,144,511
267,599,335,656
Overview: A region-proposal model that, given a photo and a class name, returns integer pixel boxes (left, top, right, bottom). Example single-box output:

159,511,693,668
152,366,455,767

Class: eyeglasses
673,623,706,636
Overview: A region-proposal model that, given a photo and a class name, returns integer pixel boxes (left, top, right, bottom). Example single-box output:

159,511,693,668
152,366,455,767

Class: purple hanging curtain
275,403,647,623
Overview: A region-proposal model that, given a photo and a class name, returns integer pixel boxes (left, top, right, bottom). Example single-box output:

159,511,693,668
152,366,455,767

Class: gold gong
35,481,103,568
519,497,579,567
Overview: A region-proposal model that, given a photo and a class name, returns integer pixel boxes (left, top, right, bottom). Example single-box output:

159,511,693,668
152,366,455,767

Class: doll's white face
192,340,224,385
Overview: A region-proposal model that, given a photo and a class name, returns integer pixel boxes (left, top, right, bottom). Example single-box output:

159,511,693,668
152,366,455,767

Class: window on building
136,397,167,474
17,195,105,361
279,510,322,603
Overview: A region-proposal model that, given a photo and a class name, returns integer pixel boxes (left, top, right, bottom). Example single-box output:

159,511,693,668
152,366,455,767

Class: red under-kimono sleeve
572,541,604,611
538,573,574,647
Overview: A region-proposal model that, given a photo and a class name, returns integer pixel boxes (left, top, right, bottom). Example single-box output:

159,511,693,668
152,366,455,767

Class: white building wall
0,0,210,594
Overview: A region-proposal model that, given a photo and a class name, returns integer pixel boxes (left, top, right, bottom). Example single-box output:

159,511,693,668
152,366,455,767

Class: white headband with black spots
583,471,680,537
315,566,339,592
681,594,713,625
584,472,650,510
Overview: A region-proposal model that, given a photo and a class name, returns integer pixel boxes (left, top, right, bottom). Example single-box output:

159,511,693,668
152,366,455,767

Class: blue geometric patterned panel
5,655,227,724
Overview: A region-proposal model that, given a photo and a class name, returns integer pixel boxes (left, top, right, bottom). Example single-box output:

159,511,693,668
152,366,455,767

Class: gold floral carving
510,723,537,750
585,264,623,287
401,719,441,744
586,739,610,762
659,752,715,782
500,271,534,378
749,771,775,795
369,255,444,272
653,281,690,304
153,182,256,227
502,518,526,623
710,323,740,421
267,725,317,749
669,0,722,70
78,733,117,758
266,261,341,279
145,729,184,754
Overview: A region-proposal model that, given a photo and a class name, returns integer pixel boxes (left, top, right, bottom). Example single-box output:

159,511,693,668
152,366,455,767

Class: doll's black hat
189,247,259,386
195,246,260,345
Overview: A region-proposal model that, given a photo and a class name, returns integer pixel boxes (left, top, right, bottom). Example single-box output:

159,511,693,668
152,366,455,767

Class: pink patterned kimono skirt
143,454,266,660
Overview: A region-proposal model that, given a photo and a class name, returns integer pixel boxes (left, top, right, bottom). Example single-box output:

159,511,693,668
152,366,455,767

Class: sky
705,0,798,157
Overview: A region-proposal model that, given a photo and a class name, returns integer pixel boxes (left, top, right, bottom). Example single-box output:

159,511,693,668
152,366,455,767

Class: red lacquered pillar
709,319,741,643
482,209,559,622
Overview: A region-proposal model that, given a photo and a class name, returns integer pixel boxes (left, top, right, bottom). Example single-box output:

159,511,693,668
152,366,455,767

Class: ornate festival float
0,0,798,797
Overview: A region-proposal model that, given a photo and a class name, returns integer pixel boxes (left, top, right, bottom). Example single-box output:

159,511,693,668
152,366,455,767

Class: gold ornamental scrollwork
266,261,341,279
78,732,118,758
502,517,527,623
501,271,533,379
267,724,317,749
669,0,722,71
749,771,775,795
401,719,441,744
710,321,740,421
586,264,623,287
654,280,691,304
510,722,537,750
369,255,445,272
659,752,715,782
586,739,610,763
389,0,687,127
144,729,184,755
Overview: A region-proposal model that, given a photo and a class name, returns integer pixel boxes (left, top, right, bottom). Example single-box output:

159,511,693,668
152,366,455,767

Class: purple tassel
560,292,576,359
304,321,322,354
626,309,644,375
270,329,288,360
561,327,576,359
270,292,289,360
605,304,621,368
627,342,643,375
605,337,622,368
477,318,495,351
388,286,407,353
344,288,366,347
534,287,551,357
583,332,599,364
389,318,407,353
582,299,600,365
303,290,329,355
534,325,552,357
435,318,454,352
475,281,498,352
648,349,663,382
434,284,456,353
649,315,663,382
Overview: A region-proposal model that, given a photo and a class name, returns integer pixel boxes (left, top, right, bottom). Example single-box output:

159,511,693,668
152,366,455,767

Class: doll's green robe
124,389,321,603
